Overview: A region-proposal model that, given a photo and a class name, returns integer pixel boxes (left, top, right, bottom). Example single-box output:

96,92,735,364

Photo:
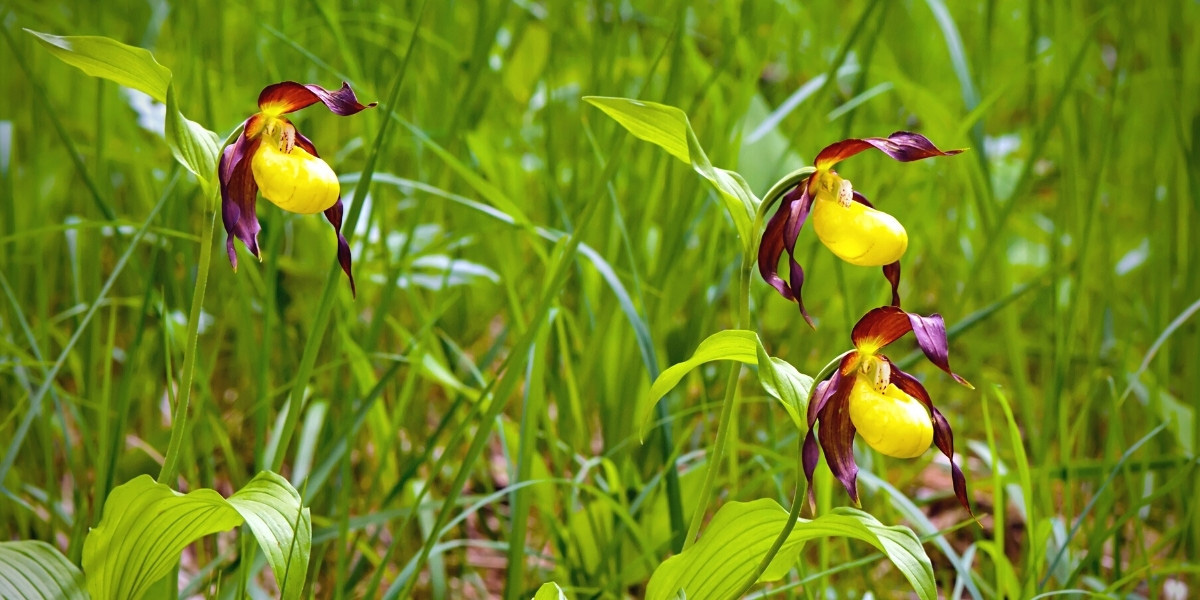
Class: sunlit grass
2,0,1198,597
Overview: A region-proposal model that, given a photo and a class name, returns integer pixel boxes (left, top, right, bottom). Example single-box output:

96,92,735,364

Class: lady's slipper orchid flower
758,132,962,326
219,81,376,296
804,305,974,514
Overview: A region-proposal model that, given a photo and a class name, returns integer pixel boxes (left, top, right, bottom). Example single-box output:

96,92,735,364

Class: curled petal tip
324,199,356,298
258,81,377,116
800,301,816,330
814,131,964,170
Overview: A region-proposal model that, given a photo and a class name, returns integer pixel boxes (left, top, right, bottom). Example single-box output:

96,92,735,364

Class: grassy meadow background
2,0,1199,597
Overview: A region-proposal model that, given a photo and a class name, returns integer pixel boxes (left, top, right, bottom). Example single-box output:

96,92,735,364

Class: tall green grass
2,0,1197,597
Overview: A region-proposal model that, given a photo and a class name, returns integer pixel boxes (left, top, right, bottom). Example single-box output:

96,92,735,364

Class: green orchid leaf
26,30,220,198
585,96,692,163
24,29,171,102
645,499,936,600
639,329,761,440
640,330,813,439
82,475,244,600
0,540,87,600
165,84,221,196
531,581,568,600
227,471,312,600
584,96,757,246
755,344,813,432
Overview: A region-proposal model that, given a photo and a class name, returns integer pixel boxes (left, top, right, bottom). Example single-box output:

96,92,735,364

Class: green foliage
0,541,87,600
225,472,313,600
84,472,309,600
642,329,811,438
25,29,220,196
163,85,221,198
645,499,935,600
25,30,171,102
83,477,244,600
584,97,758,248
530,581,567,600
3,1,1199,598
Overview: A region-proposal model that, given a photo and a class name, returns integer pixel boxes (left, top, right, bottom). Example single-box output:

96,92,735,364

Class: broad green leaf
0,540,87,600
26,30,220,198
645,499,936,600
586,96,691,163
584,96,757,246
227,471,312,600
165,85,221,197
531,581,568,600
755,343,813,432
25,29,171,102
639,330,761,440
83,475,244,600
639,330,812,439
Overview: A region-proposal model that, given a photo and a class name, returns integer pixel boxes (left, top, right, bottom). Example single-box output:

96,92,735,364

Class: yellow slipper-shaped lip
811,198,908,267
848,375,932,459
251,142,340,215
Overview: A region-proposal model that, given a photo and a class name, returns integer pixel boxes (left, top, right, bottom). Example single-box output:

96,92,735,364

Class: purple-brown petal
803,358,859,507
805,364,861,504
883,261,902,307
219,138,263,269
887,365,973,516
905,311,972,388
257,81,377,116
781,186,816,327
758,193,795,300
802,430,821,511
292,130,321,157
807,378,833,427
850,305,913,350
786,250,814,328
225,117,264,181
323,198,356,297
807,354,856,427
933,408,973,517
814,131,963,171
849,190,875,209
816,378,860,505
757,184,817,327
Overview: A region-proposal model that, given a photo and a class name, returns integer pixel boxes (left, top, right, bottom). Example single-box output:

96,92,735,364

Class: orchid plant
219,81,375,295
588,96,973,599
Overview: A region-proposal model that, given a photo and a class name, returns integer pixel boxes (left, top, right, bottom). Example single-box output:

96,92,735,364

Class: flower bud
847,374,932,458
251,142,340,215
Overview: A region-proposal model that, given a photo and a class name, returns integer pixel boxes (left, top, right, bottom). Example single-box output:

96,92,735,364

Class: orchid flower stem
158,199,218,484
684,251,753,549
732,436,808,599
684,167,817,549
733,350,853,596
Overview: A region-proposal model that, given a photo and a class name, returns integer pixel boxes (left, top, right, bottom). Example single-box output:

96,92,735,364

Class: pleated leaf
0,540,87,600
82,475,244,600
645,499,936,600
227,471,312,600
